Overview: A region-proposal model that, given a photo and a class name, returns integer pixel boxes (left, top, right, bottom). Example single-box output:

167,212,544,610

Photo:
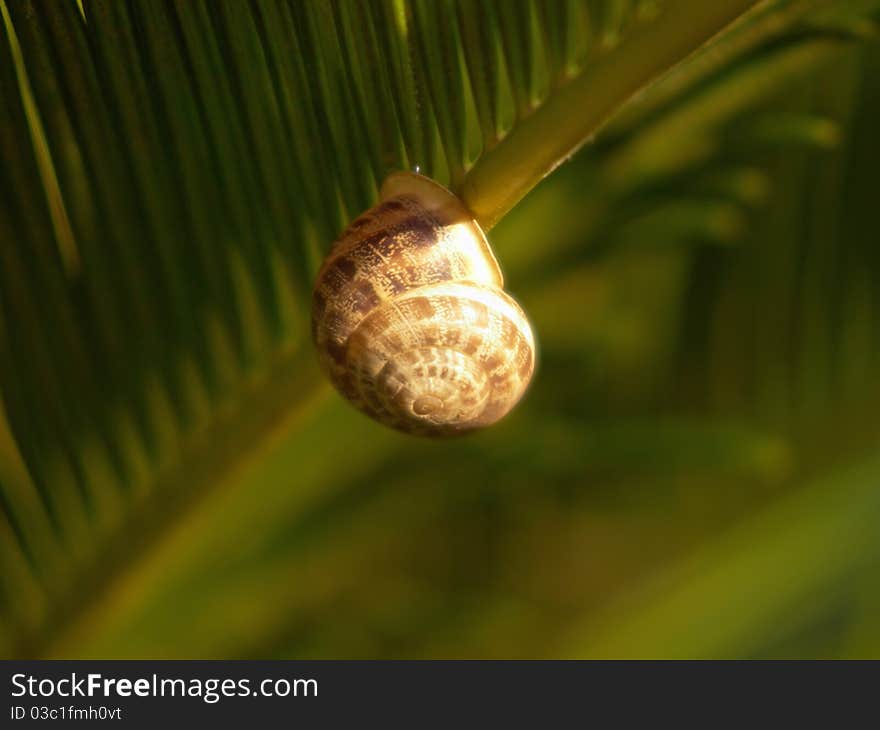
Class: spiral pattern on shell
311,171,535,436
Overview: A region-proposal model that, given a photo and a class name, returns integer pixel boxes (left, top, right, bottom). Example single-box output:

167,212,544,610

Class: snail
311,171,535,436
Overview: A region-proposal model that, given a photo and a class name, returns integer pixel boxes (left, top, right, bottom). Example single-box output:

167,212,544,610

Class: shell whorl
311,171,535,436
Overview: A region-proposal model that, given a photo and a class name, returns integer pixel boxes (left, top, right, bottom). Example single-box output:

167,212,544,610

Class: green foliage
1,0,879,658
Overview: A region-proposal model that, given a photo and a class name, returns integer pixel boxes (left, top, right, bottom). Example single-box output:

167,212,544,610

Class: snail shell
311,171,535,436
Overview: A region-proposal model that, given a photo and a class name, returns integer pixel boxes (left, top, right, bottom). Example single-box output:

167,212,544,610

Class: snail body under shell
311,171,535,436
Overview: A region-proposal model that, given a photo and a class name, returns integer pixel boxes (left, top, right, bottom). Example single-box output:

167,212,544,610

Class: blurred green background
1,0,879,659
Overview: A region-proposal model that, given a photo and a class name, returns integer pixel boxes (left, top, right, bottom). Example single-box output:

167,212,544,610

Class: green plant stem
459,0,762,230
15,349,328,659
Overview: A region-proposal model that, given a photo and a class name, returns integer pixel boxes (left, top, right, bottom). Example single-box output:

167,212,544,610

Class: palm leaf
1,0,879,658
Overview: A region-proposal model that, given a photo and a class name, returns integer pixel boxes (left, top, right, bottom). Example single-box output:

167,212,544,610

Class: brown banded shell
311,171,535,436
